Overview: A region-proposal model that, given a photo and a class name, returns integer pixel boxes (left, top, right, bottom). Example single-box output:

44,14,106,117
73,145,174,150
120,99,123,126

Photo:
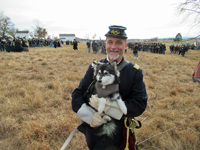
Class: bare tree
6,27,18,38
150,37,158,42
177,0,200,36
92,33,96,40
84,33,89,40
0,12,16,38
32,19,48,38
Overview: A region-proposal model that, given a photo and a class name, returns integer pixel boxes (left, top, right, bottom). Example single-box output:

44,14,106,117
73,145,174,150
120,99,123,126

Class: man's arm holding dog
71,64,94,112
77,103,108,127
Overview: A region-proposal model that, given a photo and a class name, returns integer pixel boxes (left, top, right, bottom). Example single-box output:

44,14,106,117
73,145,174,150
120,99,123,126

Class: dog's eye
104,72,108,75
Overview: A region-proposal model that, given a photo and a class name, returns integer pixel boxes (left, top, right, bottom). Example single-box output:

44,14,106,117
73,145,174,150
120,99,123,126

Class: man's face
106,36,126,62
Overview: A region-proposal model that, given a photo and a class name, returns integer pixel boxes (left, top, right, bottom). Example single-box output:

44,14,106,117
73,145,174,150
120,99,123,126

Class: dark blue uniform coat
71,58,148,150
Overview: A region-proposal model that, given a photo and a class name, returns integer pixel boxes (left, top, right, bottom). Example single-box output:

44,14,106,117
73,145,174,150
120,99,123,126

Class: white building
15,31,29,39
59,34,75,42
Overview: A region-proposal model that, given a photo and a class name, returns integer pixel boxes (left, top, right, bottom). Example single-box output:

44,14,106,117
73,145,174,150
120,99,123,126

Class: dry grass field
0,43,200,150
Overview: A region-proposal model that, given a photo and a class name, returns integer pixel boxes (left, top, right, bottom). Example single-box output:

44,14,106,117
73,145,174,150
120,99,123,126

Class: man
0,37,6,51
92,40,97,54
86,40,91,53
133,43,139,59
170,44,175,54
101,40,106,54
73,39,78,50
175,45,179,54
54,40,57,48
0,37,2,51
71,25,148,150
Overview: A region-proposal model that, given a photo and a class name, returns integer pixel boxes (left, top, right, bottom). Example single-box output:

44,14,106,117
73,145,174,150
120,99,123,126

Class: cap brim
105,34,127,39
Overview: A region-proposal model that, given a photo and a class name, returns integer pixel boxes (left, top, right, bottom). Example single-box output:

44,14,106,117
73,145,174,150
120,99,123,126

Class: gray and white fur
90,61,127,138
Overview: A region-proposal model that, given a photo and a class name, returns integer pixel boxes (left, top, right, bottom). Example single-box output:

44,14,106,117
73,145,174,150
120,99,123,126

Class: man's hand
77,103,108,128
90,112,107,127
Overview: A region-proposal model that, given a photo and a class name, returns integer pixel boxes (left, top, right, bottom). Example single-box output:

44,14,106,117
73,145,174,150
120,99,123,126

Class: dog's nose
98,80,102,83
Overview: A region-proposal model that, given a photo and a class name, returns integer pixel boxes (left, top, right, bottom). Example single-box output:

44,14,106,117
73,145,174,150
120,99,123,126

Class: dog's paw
91,94,98,99
120,105,127,115
117,100,127,115
98,98,106,114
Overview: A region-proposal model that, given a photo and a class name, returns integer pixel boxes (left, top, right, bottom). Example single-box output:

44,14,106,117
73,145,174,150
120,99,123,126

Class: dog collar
95,82,119,98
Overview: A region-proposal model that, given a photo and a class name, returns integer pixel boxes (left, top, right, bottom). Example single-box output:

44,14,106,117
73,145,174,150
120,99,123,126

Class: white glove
77,104,108,128
89,112,107,127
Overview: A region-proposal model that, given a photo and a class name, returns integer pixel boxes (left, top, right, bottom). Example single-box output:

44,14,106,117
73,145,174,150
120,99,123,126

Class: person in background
86,40,91,53
92,40,97,54
73,39,78,50
133,43,139,59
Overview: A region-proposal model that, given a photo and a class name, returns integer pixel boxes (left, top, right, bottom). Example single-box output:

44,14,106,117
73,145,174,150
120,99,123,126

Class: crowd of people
128,42,166,53
1,36,197,58
0,36,65,52
28,38,63,48
169,44,189,56
0,37,29,52
86,40,106,54
82,41,194,58
127,42,193,57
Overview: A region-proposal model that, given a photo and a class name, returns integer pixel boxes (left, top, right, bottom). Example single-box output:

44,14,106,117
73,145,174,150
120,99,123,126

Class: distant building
59,34,75,42
15,31,29,39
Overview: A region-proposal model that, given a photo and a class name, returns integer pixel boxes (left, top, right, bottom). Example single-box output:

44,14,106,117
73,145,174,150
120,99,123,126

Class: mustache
109,49,119,52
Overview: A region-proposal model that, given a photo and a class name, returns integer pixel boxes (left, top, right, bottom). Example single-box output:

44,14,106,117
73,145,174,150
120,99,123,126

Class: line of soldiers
169,44,189,56
0,37,29,52
128,42,166,54
28,39,63,47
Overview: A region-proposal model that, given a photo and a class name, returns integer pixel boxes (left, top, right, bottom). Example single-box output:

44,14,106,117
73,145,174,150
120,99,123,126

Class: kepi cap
105,25,127,39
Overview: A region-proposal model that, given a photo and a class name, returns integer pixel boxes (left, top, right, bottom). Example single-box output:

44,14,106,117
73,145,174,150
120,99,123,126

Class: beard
107,49,124,61
108,54,121,61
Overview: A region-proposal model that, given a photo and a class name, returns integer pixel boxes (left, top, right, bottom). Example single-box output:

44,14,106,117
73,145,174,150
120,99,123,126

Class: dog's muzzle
97,80,102,83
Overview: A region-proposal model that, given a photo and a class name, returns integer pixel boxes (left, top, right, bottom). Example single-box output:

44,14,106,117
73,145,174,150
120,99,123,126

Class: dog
84,61,127,137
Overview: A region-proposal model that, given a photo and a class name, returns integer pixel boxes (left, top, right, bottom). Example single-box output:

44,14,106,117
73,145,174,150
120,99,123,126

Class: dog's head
92,61,120,86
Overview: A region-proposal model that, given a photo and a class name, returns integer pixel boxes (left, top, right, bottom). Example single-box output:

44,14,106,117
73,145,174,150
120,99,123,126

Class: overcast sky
0,0,197,39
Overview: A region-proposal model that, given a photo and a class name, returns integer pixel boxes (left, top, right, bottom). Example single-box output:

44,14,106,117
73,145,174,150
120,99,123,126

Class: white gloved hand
77,103,108,128
89,112,107,127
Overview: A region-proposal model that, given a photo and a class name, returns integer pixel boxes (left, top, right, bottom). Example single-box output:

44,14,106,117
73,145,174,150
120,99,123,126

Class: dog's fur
84,61,127,138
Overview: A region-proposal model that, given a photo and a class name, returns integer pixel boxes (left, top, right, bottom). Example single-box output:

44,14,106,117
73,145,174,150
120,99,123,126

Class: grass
0,43,200,150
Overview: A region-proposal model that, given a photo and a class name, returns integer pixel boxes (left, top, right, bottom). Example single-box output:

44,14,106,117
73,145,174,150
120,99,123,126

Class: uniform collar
106,56,124,66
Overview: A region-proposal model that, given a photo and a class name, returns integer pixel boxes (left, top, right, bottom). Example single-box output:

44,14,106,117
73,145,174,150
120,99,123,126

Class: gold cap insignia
111,30,120,35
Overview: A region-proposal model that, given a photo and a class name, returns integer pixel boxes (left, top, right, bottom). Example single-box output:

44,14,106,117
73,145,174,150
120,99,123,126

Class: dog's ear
91,61,103,76
110,61,120,77
92,60,98,66
92,61,98,76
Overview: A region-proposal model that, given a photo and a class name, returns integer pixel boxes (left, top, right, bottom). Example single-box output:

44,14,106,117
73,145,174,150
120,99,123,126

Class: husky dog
84,61,127,137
